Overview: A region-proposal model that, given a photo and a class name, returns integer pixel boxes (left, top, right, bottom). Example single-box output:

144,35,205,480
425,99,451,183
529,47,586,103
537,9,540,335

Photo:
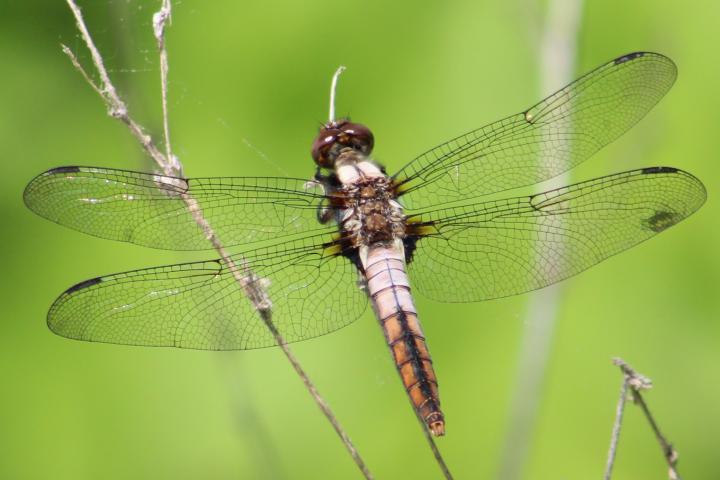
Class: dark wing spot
614,52,645,65
341,247,364,273
643,210,680,233
403,236,420,264
47,166,82,175
641,166,678,175
405,221,439,237
65,276,103,294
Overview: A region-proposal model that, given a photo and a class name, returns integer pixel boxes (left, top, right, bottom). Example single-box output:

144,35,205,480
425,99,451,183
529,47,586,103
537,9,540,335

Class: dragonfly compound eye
311,120,375,168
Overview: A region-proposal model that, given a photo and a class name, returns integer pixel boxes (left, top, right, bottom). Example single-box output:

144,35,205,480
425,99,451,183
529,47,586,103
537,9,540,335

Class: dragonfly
24,52,706,436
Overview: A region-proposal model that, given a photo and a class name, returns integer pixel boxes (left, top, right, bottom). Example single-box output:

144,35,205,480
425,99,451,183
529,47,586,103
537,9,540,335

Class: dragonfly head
311,119,374,168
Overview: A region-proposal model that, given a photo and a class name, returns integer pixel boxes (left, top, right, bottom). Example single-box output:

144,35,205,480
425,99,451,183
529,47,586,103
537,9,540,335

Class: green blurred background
1,1,718,479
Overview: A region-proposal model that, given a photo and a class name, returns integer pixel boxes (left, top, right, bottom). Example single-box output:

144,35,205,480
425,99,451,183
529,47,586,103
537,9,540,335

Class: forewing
48,235,368,350
394,52,677,208
24,166,331,250
406,167,705,302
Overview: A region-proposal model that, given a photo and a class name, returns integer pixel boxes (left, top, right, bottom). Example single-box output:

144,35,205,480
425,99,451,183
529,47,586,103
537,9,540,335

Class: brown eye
311,127,340,168
339,122,374,155
311,120,375,168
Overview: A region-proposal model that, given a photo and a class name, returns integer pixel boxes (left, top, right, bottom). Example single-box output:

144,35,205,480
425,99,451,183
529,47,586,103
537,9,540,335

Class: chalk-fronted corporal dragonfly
24,52,705,435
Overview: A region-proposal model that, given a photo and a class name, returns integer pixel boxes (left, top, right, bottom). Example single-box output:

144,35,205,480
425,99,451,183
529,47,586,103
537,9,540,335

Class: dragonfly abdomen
363,243,445,436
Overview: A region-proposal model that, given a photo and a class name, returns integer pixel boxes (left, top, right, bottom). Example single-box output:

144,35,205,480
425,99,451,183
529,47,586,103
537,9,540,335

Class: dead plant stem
605,358,681,480
62,1,372,477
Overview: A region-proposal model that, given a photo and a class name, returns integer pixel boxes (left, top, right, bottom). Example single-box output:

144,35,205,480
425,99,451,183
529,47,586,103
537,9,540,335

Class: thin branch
152,0,178,174
604,375,629,480
61,44,104,97
64,0,169,172
632,391,682,479
63,1,373,478
261,313,372,478
608,358,681,480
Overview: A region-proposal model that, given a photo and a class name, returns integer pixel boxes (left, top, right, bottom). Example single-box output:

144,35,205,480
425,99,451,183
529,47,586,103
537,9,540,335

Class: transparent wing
48,234,368,350
24,166,332,250
394,52,677,209
406,167,705,302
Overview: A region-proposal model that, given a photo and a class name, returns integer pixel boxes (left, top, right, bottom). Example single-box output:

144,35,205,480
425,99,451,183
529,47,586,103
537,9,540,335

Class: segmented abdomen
363,244,445,436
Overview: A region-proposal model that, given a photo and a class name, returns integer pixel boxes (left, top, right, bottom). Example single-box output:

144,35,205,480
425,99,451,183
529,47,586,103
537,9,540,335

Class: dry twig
62,1,372,477
604,358,681,480
604,373,630,479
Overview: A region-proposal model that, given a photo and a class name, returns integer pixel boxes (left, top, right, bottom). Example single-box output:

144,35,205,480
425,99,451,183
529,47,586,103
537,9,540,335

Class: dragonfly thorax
337,173,406,248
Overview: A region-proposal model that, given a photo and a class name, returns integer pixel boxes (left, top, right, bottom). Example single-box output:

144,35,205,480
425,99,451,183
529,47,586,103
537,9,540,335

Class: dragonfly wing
394,52,677,209
48,234,368,350
405,167,705,302
24,166,330,250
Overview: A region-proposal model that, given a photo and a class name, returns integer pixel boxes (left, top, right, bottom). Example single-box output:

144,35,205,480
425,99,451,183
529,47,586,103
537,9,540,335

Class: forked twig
604,358,681,480
152,0,176,172
62,1,373,478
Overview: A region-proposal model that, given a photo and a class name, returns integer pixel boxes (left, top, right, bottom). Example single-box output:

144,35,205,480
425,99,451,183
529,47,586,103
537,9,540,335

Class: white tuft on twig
604,358,681,480
62,1,372,478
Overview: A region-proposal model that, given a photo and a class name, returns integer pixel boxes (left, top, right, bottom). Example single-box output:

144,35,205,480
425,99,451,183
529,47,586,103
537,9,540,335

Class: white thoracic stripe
336,160,385,184
362,243,418,321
